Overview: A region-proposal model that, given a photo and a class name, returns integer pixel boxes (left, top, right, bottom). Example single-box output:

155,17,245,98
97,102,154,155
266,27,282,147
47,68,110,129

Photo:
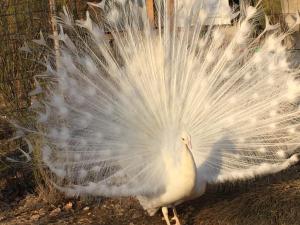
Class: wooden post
146,0,155,26
48,0,60,69
168,0,174,30
167,0,174,16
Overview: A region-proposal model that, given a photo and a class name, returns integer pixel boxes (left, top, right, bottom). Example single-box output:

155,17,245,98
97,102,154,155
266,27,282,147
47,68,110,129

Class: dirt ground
1,161,300,225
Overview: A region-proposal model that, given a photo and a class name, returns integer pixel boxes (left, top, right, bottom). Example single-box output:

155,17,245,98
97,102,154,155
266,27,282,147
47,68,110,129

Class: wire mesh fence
0,0,91,118
0,0,93,162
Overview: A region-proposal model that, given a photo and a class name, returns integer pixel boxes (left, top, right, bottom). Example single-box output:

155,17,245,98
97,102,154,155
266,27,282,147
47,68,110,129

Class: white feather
19,0,300,221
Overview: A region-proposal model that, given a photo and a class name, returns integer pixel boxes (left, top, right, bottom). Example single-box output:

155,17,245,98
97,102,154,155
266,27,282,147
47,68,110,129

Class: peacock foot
171,207,181,225
161,207,181,225
162,207,171,225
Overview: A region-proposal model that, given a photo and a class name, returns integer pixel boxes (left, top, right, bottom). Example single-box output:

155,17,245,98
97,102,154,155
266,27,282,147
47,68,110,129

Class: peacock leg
171,207,181,225
161,207,171,225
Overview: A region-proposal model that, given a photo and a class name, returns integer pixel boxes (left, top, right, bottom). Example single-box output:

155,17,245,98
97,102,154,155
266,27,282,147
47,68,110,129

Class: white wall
177,0,231,25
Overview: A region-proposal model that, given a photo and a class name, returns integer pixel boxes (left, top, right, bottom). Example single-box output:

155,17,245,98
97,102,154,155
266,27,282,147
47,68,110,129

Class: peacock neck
180,145,197,181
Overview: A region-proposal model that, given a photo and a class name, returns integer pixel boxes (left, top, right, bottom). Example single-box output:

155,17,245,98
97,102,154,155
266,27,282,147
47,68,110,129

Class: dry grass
29,137,64,204
0,164,299,224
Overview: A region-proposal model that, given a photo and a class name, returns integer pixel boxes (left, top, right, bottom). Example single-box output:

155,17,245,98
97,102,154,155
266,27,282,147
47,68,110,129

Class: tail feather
15,0,300,198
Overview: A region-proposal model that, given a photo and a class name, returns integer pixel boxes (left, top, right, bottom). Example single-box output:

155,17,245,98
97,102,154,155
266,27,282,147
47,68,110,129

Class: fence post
168,0,174,30
48,0,60,68
146,0,155,26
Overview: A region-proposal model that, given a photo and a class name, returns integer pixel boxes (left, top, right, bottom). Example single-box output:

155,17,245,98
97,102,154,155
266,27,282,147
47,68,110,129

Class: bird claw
171,217,181,225
171,207,181,225
163,217,180,225
161,207,181,225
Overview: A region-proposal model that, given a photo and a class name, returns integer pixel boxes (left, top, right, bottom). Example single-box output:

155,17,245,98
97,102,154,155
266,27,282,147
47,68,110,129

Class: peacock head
180,131,192,151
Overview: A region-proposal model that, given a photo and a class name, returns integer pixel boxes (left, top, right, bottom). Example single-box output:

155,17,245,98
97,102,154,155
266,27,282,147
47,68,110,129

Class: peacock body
20,0,300,224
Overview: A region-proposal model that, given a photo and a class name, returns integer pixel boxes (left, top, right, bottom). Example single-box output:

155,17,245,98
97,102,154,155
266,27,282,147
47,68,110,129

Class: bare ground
1,162,300,225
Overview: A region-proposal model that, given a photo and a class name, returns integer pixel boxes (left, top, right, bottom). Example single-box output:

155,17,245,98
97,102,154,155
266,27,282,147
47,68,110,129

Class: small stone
31,214,40,221
129,223,134,225
87,212,92,216
83,206,90,211
49,208,61,217
132,212,140,219
64,202,73,210
188,206,194,212
38,208,46,216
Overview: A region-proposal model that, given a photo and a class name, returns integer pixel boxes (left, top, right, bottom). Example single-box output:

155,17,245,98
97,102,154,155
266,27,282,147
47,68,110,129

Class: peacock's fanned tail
19,0,300,197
